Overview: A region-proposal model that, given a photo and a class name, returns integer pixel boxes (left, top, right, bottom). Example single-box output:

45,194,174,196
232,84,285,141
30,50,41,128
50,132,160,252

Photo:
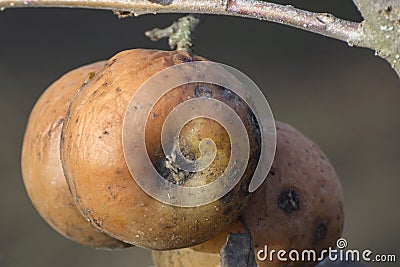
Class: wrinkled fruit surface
21,61,128,248
61,49,262,250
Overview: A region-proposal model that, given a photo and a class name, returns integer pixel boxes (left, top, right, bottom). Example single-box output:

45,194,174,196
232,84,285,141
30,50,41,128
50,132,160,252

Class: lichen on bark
353,0,400,76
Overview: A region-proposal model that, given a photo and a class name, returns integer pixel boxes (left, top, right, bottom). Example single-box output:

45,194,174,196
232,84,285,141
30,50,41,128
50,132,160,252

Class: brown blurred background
0,1,399,266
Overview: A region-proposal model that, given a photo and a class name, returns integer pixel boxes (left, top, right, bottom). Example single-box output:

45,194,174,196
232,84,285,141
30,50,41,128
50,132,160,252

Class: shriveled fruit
61,49,262,250
152,121,344,266
21,62,128,248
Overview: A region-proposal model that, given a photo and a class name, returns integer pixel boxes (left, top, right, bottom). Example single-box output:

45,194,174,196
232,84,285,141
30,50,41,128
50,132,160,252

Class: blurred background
0,0,399,266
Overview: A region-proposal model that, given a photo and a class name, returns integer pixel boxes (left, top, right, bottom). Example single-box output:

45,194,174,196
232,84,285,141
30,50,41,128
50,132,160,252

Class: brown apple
21,61,128,248
60,49,262,250
152,121,344,266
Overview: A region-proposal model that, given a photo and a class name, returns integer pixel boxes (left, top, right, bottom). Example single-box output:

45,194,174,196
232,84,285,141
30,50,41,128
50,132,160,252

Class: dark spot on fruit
195,85,212,98
223,205,233,216
83,71,96,86
315,222,327,241
269,168,276,176
175,53,192,62
107,58,117,66
107,186,117,199
222,87,235,100
116,87,122,93
278,189,300,214
221,192,233,205
247,109,259,128
103,131,109,135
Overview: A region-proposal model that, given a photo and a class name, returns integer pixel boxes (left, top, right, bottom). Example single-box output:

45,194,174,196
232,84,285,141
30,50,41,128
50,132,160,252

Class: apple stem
145,14,201,52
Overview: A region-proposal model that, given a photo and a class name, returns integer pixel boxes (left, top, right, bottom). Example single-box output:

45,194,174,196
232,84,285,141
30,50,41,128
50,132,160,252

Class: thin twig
0,0,365,48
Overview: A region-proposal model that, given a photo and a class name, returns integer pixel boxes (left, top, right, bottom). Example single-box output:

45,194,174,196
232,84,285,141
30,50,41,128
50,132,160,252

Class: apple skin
21,61,129,248
61,49,262,250
152,121,344,266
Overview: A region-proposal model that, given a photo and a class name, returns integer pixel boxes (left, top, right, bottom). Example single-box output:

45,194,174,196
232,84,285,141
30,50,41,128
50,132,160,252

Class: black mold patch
278,189,300,214
195,85,213,98
315,222,328,241
221,192,233,205
222,87,236,101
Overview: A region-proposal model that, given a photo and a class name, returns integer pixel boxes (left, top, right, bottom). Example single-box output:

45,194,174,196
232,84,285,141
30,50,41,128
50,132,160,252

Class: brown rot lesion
164,142,195,186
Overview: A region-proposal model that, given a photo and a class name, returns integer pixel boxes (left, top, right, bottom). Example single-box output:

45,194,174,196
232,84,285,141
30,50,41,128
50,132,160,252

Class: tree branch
0,0,364,46
0,0,399,77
